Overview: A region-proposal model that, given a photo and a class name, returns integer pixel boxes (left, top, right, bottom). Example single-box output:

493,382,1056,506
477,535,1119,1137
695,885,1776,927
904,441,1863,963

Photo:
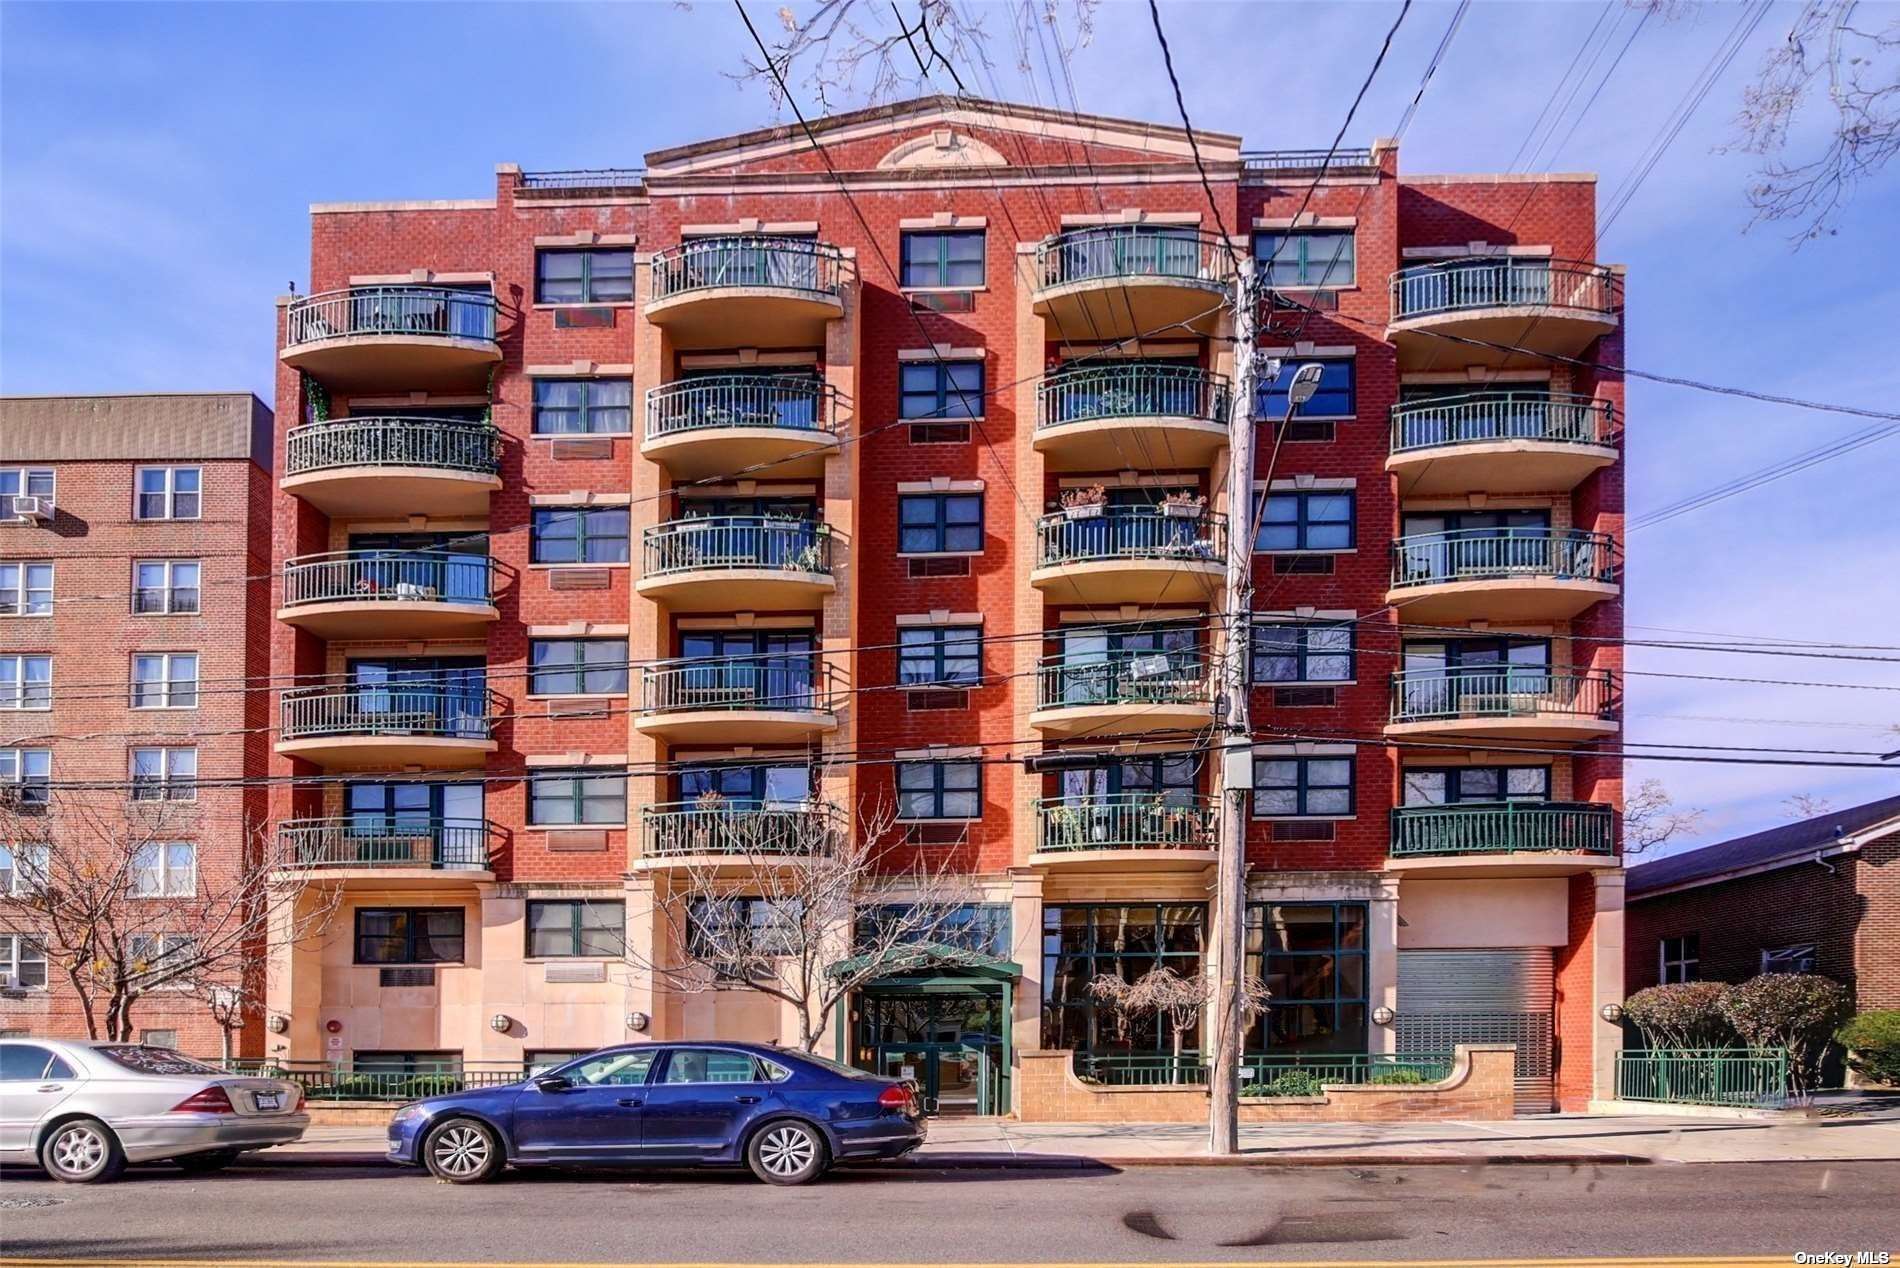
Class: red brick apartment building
0,393,275,1055
264,96,1626,1113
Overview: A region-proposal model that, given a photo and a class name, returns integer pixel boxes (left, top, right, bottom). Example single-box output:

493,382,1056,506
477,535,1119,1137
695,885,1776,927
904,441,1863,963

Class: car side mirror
531,1075,572,1094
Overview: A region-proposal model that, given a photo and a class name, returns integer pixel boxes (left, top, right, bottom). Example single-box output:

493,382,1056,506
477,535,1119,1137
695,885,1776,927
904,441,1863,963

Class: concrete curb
250,1149,1658,1171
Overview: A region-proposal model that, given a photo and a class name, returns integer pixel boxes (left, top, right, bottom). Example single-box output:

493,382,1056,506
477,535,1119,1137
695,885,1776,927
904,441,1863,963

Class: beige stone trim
523,753,629,767
894,611,983,627
347,270,493,285
894,745,984,761
527,623,631,638
1402,172,1594,185
897,214,989,229
314,200,492,214
1262,476,1356,491
677,481,814,498
1055,472,1199,489
1399,751,1555,769
1257,607,1357,621
1056,341,1199,361
1400,369,1550,385
525,362,635,377
1253,214,1357,230
1057,607,1199,624
533,232,637,247
1400,244,1555,259
527,491,633,507
1259,343,1355,358
897,345,987,362
1399,493,1555,511
678,350,819,369
343,392,487,409
669,745,808,761
680,218,819,236
675,615,815,630
896,477,984,493
1060,210,1202,227
1253,741,1355,757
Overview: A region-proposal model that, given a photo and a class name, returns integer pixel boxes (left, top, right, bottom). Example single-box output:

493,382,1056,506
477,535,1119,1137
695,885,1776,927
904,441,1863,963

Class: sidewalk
275,1103,1900,1168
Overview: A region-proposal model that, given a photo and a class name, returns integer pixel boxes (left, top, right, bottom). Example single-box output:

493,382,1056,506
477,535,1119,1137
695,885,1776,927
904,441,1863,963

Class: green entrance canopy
827,943,1022,983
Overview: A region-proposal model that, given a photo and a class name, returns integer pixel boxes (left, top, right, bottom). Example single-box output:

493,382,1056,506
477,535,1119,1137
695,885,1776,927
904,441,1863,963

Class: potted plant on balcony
1060,485,1106,521
1096,385,1139,416
1160,491,1206,520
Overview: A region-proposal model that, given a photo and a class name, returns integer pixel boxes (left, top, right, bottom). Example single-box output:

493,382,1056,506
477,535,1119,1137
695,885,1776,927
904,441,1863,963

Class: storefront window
1041,904,1205,1055
1244,903,1368,1054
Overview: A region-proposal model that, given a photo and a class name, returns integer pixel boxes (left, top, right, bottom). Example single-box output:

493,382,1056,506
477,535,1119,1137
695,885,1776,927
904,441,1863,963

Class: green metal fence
1389,802,1616,858
217,1060,533,1102
1614,1049,1789,1108
1075,1051,1456,1089
1037,364,1229,431
1034,794,1217,854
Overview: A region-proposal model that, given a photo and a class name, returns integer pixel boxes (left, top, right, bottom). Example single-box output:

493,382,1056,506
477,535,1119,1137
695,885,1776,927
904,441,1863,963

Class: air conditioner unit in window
7,496,51,523
0,972,15,990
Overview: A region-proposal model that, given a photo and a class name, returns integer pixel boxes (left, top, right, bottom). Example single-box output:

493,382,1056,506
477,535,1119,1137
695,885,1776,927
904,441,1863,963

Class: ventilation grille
907,688,968,711
1265,288,1339,311
553,307,616,329
1273,686,1337,708
379,968,436,988
903,822,969,846
909,291,976,313
909,556,970,578
1273,555,1334,576
909,422,972,445
548,568,612,590
544,961,608,984
1272,820,1335,842
549,436,614,461
1284,420,1336,444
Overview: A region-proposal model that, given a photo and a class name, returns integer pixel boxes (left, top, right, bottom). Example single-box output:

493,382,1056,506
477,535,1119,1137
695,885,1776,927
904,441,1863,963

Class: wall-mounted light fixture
1600,1003,1624,1023
266,1014,289,1035
490,1014,512,1034
625,1011,650,1033
1371,1006,1395,1026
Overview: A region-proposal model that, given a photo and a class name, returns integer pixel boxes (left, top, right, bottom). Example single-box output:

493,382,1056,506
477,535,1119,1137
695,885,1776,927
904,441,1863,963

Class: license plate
253,1092,282,1111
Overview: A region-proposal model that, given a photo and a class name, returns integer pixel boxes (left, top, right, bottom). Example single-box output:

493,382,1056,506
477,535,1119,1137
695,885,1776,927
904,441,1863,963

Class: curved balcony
281,286,500,391
646,236,845,348
276,817,496,885
1389,801,1617,876
642,376,839,479
1386,529,1618,623
636,801,839,874
1386,394,1618,496
275,685,500,769
1030,794,1219,870
1387,668,1618,743
1031,507,1224,605
637,517,835,612
1386,260,1619,369
1033,229,1233,340
282,417,503,516
636,658,839,743
278,551,499,639
1030,651,1213,739
1034,364,1231,472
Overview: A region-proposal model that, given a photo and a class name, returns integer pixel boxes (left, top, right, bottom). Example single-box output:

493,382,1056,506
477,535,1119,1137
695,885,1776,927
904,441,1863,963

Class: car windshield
93,1046,222,1076
776,1049,883,1081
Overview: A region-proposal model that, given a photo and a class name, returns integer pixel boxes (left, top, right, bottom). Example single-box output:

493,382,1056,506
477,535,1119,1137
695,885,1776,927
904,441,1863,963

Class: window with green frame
1254,490,1355,552
898,493,983,554
1253,754,1354,818
898,360,984,419
528,639,629,696
899,230,986,288
527,768,627,825
1042,904,1205,1055
896,625,982,685
531,507,630,564
535,248,634,303
525,899,626,958
1244,903,1367,1053
1250,621,1353,683
896,760,981,820
353,908,465,965
531,379,633,434
1253,230,1356,289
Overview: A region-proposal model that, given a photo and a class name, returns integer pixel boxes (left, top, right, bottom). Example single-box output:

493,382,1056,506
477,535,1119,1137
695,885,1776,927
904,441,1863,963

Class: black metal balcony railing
642,517,834,578
648,235,844,303
284,418,503,479
1035,794,1218,853
279,685,500,743
1036,364,1230,431
1389,668,1618,726
642,658,836,715
278,817,493,870
1037,506,1225,568
1036,650,1210,711
281,551,497,610
1388,259,1620,322
284,286,497,348
1389,393,1617,455
640,801,838,858
1035,228,1233,290
1389,801,1616,858
645,376,834,440
1389,528,1618,589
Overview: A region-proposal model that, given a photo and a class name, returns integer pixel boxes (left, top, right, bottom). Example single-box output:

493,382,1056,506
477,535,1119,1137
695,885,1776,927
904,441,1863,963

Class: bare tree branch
1782,792,1837,820
1623,777,1707,855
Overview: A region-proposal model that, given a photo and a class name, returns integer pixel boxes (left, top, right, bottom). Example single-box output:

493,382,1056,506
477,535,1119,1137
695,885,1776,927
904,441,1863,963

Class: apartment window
856,903,1010,958
1256,490,1354,552
528,639,629,696
897,761,981,821
898,493,983,554
0,468,54,513
0,656,50,711
1246,903,1369,1053
133,561,201,615
130,842,196,898
1402,765,1549,806
1761,943,1817,974
531,507,630,564
899,360,984,420
1042,904,1206,1055
128,934,197,988
0,934,47,990
1251,622,1352,683
1253,755,1354,818
535,248,635,304
0,749,51,810
1254,230,1356,289
528,768,627,826
900,230,986,288
897,626,982,686
0,562,52,616
135,467,201,521
354,908,466,965
526,900,626,958
1660,934,1700,985
0,843,49,897
131,653,198,709
531,379,633,435
686,896,804,959
130,748,197,802
1260,358,1355,419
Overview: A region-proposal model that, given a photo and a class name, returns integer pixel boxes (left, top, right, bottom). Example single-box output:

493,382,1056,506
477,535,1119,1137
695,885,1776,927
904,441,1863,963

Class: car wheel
422,1118,504,1184
747,1120,826,1186
176,1148,244,1173
40,1118,126,1184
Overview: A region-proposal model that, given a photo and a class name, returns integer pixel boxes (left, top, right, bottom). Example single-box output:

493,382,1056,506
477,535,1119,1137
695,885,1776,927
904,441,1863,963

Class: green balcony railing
1036,364,1230,431
1036,649,1210,711
214,1060,533,1103
285,286,497,348
642,517,834,578
1389,392,1617,455
645,375,835,441
281,550,498,611
648,235,844,303
279,684,500,744
1615,1049,1789,1109
1389,801,1616,859
1389,667,1618,726
1035,227,1233,291
1389,259,1620,321
1074,1051,1456,1088
641,657,836,716
1037,506,1224,568
1034,793,1217,854
278,817,494,870
1390,528,1618,589
640,801,839,859
284,417,502,479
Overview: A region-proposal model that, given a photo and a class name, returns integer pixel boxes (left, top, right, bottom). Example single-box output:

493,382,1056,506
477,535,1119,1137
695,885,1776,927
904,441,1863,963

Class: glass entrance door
877,1044,990,1116
855,989,1003,1116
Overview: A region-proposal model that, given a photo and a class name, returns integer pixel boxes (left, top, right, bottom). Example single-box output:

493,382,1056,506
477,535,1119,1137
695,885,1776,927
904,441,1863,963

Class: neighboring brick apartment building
265,95,1627,1113
0,392,275,1054
1626,794,1900,1010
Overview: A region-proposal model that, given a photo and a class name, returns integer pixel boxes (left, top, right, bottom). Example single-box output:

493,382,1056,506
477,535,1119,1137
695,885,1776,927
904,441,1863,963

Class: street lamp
1283,361,1326,415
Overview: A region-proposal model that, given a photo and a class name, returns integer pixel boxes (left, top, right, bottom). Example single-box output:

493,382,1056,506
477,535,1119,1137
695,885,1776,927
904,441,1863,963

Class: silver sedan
0,1039,308,1182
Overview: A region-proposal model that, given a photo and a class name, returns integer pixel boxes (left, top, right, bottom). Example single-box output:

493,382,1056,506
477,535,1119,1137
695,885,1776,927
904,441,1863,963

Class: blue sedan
386,1042,925,1185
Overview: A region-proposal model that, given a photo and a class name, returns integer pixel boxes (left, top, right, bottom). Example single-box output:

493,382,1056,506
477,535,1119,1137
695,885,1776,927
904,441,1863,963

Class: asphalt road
2,1159,1897,1265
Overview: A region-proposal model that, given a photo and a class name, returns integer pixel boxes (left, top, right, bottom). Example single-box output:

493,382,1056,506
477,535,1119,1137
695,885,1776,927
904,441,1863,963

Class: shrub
1368,1068,1428,1086
1721,973,1851,1093
1243,1069,1324,1098
1621,981,1737,1049
1837,1010,1900,1087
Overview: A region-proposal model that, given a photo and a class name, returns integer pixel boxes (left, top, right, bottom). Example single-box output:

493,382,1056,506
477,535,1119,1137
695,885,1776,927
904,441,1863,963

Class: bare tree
1623,777,1707,855
0,791,343,1044
1783,792,1836,820
1087,966,1270,1082
632,793,981,1052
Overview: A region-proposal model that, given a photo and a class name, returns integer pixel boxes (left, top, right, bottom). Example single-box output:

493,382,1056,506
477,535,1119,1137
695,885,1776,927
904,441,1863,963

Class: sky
2,0,1896,853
